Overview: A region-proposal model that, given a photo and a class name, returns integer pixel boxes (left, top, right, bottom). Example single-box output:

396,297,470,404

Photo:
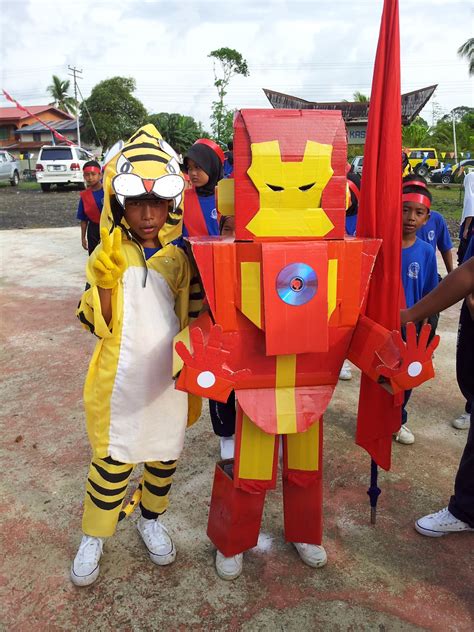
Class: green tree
458,38,474,76
352,91,369,103
427,107,474,153
47,75,77,115
208,47,249,143
148,112,209,155
80,77,147,149
402,116,430,147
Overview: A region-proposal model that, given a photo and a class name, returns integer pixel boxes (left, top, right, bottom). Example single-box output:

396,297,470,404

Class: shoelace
79,537,102,562
142,521,168,546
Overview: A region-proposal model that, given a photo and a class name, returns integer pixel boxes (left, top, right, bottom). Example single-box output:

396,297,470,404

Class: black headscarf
184,143,223,197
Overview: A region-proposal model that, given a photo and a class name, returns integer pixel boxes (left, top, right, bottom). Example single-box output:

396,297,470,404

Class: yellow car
406,148,439,178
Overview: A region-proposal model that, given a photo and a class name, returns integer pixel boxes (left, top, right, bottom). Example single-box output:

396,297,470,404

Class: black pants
449,301,474,526
87,221,100,255
209,391,236,437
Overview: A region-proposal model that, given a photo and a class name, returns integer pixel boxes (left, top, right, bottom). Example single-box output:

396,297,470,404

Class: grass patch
430,186,464,222
0,180,40,191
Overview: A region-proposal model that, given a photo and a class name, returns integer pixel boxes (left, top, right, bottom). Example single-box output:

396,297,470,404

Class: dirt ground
1,223,472,631
0,186,79,230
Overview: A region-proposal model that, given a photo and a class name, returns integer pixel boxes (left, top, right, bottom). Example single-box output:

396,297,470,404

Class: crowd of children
72,128,472,586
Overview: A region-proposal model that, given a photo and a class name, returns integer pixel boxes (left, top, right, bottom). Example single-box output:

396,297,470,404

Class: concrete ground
0,228,472,631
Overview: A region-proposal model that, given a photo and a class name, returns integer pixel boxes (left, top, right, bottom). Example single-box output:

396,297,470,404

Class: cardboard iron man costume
174,109,439,560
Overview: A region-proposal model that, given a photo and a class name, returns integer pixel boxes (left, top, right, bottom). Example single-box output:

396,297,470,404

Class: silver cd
276,262,318,306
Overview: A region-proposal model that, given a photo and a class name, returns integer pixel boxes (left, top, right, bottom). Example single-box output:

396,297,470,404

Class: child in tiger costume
71,125,202,586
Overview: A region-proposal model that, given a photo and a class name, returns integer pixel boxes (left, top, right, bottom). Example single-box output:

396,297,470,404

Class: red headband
402,192,431,209
347,179,360,201
402,179,427,190
83,166,101,174
194,139,225,165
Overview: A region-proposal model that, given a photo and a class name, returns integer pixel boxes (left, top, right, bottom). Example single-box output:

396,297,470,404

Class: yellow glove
91,227,126,289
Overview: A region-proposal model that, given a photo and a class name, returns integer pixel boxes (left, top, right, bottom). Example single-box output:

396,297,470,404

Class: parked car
406,148,439,177
350,155,364,176
0,150,20,186
430,159,474,184
35,145,94,191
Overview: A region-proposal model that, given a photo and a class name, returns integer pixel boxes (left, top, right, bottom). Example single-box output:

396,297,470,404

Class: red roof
0,105,74,121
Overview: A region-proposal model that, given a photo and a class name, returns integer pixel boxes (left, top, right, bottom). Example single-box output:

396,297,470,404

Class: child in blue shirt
76,160,104,255
417,210,453,275
395,178,438,445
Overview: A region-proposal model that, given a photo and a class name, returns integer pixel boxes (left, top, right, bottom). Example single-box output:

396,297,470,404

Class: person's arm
97,287,112,325
440,248,454,274
463,216,473,239
401,258,474,324
80,220,88,250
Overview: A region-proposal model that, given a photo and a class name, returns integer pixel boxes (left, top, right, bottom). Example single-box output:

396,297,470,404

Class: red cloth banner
2,89,75,146
355,0,403,470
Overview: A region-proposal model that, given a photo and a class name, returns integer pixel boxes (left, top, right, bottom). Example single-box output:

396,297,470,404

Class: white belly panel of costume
109,266,188,463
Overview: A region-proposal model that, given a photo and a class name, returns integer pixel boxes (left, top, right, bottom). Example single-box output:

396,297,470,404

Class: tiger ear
103,140,124,167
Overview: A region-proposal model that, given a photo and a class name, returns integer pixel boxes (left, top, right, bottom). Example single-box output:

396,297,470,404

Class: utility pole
68,65,82,146
452,115,458,165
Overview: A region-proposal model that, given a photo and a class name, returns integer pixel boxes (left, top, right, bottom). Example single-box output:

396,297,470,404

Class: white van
35,145,94,191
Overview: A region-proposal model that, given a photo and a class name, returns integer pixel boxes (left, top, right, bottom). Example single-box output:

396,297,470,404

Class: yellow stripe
241,262,261,328
286,421,320,471
172,326,190,376
327,258,338,319
275,355,297,434
238,412,275,480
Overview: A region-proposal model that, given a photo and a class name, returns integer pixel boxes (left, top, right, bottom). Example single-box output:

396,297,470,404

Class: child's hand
175,324,250,402
375,322,440,394
91,228,126,289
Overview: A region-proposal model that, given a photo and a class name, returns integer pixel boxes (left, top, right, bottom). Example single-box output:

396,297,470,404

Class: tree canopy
80,77,147,149
402,107,473,154
208,47,249,143
147,112,208,155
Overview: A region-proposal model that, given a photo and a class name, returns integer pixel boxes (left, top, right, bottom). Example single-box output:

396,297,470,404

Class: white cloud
1,0,472,133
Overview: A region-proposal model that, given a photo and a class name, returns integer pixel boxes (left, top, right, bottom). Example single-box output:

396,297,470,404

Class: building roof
14,119,81,134
263,85,437,126
0,105,74,121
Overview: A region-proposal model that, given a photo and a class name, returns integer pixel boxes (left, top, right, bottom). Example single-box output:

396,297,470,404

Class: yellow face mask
246,140,334,238
101,124,185,246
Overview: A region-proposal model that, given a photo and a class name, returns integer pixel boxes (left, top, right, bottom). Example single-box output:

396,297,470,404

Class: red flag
2,89,75,146
355,0,402,470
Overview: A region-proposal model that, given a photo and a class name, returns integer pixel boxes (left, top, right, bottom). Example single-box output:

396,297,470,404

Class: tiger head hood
101,124,185,247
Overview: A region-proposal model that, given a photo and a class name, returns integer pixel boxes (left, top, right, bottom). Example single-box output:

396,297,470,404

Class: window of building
33,132,42,142
0,127,9,140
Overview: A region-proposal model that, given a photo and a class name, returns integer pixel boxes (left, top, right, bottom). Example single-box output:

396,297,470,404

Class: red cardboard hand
175,325,250,402
376,322,440,394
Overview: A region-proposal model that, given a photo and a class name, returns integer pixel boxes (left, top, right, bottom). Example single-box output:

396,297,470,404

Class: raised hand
175,324,250,402
91,228,126,289
376,322,440,394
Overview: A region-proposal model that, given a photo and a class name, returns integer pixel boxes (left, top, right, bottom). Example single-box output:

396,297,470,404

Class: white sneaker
137,516,176,565
415,507,474,537
70,535,103,587
338,360,352,381
393,425,415,445
293,542,328,568
220,436,235,460
215,550,243,580
452,413,470,430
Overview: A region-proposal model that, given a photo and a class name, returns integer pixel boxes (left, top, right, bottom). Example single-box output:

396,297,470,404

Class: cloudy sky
1,0,472,131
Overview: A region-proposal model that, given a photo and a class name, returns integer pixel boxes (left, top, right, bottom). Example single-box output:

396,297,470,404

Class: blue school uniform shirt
76,189,104,221
345,213,358,236
417,210,452,254
401,238,438,308
182,194,219,237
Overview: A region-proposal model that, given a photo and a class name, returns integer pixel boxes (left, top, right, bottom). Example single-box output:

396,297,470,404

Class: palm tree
47,75,77,114
353,91,369,103
458,38,474,76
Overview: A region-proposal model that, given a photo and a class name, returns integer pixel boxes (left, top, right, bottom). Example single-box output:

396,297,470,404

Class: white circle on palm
197,371,216,388
407,361,422,377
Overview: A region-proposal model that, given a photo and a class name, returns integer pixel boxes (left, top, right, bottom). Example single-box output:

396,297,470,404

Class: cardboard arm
347,315,395,383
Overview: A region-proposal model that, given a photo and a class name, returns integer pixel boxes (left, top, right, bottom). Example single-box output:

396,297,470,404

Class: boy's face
187,158,209,188
124,197,169,248
84,171,101,188
402,201,429,237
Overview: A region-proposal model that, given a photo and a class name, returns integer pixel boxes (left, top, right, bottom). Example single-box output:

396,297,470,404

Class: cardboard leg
282,475,323,545
207,459,266,557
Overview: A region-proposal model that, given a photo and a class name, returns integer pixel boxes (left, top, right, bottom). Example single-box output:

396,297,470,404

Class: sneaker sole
70,564,100,586
148,547,176,566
